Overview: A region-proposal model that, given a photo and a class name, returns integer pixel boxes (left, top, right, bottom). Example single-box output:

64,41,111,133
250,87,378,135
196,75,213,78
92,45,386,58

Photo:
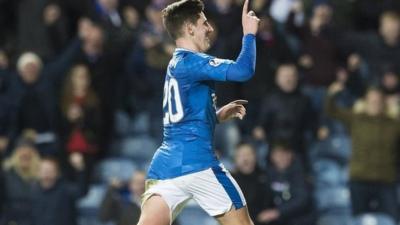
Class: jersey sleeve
183,53,233,82
182,34,256,82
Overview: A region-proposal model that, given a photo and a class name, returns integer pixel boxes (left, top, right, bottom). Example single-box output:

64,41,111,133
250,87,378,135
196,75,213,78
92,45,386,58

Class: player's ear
185,22,195,36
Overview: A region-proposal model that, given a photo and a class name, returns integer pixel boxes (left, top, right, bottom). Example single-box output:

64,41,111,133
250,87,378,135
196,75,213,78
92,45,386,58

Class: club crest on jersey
209,58,224,67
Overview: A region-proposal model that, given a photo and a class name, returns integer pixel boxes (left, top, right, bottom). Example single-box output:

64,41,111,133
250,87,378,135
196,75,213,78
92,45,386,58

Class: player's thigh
137,195,170,225
215,206,254,225
187,165,246,216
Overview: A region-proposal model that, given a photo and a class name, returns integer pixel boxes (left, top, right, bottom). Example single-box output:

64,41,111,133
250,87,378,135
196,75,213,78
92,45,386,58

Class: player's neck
175,38,200,52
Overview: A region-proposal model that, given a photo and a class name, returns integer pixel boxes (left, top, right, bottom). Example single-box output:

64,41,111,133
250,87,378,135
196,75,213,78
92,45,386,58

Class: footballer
138,0,259,224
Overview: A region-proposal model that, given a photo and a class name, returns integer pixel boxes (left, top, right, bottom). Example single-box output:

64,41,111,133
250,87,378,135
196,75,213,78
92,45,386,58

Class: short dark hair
41,156,60,171
271,140,293,152
162,0,204,40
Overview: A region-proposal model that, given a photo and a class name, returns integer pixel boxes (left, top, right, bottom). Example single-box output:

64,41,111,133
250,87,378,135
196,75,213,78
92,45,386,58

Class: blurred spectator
287,2,339,88
253,64,314,161
207,0,242,58
89,0,142,47
379,68,400,119
240,15,294,131
75,19,128,151
141,3,173,70
99,170,181,225
352,0,400,31
31,153,88,225
257,142,313,225
208,0,243,105
231,143,273,225
124,3,173,138
0,0,17,51
90,0,123,29
99,171,146,225
1,140,40,225
0,37,81,155
269,0,304,26
0,51,11,153
341,11,400,85
16,0,70,60
325,82,400,220
43,3,71,55
0,50,9,70
327,67,365,109
59,64,101,179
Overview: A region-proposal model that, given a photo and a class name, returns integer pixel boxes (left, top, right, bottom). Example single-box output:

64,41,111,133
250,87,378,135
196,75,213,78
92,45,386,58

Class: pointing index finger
242,0,249,18
232,99,248,105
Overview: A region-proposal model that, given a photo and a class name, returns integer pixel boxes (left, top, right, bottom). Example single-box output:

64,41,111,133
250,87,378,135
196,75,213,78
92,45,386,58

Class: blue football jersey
147,48,234,180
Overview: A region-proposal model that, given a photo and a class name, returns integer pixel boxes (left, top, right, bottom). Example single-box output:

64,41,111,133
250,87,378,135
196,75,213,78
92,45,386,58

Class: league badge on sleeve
209,58,224,67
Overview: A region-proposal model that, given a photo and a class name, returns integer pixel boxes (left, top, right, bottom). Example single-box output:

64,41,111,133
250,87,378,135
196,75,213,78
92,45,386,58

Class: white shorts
142,164,246,221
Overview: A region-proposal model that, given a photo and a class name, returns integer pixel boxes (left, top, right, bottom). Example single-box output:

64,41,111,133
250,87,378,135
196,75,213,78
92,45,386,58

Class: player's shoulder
177,49,211,67
168,49,209,77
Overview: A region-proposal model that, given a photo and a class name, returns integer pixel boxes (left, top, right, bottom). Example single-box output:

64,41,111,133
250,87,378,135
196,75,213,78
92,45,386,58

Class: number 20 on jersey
163,78,184,125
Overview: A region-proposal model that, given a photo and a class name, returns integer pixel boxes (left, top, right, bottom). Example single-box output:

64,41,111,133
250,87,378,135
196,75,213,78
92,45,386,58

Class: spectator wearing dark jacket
31,153,88,225
231,143,274,225
99,171,145,225
75,19,129,151
1,140,40,225
99,170,180,225
257,142,313,225
0,39,81,155
339,11,400,85
89,0,123,29
325,81,400,220
240,15,295,131
254,64,314,160
287,3,339,87
207,0,243,105
16,0,71,60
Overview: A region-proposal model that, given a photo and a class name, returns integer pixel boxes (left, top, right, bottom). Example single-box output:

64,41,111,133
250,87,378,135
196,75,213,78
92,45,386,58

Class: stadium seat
313,159,348,187
314,186,351,212
317,211,352,225
214,121,241,158
77,184,108,225
94,158,136,183
309,134,351,165
177,202,218,225
119,135,158,164
353,213,396,225
130,111,151,135
114,110,131,137
219,157,234,171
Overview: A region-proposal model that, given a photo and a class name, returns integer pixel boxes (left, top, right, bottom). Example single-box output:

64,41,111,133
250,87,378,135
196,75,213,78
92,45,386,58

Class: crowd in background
1,0,400,225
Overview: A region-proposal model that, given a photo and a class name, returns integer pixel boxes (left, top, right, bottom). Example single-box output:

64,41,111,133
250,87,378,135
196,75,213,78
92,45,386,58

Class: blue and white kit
143,34,256,220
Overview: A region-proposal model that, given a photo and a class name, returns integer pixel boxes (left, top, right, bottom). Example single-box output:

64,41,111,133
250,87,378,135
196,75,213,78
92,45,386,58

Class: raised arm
324,82,353,127
225,0,259,82
184,0,259,82
65,153,89,199
43,38,81,83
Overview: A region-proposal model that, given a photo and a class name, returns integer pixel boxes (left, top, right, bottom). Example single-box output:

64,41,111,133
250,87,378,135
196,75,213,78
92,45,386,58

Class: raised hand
217,99,248,122
242,0,260,35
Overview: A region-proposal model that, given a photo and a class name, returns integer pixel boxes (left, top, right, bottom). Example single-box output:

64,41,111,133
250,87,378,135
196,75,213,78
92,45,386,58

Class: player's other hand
242,0,260,35
217,100,248,123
